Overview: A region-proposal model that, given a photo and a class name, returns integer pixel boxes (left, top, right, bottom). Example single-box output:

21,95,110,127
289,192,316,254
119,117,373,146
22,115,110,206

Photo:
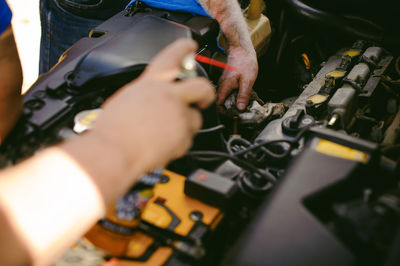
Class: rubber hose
282,0,387,43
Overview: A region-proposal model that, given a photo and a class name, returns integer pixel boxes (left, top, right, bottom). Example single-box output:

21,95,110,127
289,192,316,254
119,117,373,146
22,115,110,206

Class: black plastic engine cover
224,127,382,266
0,8,220,163
70,16,192,88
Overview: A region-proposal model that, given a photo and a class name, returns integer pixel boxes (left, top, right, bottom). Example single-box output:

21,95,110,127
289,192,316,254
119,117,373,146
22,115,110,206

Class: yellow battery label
315,139,369,163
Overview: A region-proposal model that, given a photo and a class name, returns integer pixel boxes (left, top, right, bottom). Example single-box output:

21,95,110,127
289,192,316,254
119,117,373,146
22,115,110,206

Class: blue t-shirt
126,0,209,17
0,0,12,34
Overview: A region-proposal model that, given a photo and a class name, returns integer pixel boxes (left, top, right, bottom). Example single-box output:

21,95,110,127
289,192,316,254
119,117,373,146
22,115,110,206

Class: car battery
85,170,224,264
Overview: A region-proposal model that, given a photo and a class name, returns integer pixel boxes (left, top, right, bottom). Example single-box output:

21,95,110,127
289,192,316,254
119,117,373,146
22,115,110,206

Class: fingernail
237,103,245,110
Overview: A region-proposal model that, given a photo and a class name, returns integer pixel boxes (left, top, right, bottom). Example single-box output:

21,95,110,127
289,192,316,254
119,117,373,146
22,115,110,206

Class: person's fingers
172,137,193,160
144,38,198,82
217,72,239,105
236,77,253,110
168,109,197,159
186,107,203,135
173,78,216,109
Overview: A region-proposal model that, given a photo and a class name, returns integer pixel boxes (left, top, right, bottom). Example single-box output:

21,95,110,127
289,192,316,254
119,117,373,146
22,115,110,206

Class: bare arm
198,0,258,110
0,26,23,142
0,39,215,265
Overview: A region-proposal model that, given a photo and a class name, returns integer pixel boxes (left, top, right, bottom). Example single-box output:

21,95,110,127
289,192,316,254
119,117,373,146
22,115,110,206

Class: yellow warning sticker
315,139,369,163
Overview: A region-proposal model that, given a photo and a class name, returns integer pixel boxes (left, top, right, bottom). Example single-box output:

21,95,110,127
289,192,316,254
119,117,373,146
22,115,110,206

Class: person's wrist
230,43,256,58
88,129,156,188
61,131,136,204
84,130,131,173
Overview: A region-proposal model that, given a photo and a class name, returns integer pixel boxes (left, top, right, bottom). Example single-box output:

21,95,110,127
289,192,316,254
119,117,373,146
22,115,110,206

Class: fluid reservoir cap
326,70,346,79
343,50,361,58
73,109,102,134
282,109,315,136
307,94,329,105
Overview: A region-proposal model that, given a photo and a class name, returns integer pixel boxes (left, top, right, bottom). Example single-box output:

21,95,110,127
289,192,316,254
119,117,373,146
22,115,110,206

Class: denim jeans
39,0,129,74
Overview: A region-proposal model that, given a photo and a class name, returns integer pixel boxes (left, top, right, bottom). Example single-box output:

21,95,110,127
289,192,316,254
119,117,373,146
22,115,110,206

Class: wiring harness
188,124,316,198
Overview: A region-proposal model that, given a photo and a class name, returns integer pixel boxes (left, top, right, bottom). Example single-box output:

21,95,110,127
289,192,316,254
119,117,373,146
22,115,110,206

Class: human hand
90,39,215,178
217,45,258,111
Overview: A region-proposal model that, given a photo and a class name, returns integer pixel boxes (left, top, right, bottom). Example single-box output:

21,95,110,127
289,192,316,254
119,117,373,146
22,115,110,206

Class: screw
189,211,203,222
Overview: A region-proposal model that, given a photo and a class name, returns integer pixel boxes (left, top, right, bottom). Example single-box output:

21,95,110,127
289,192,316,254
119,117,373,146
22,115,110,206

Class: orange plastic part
141,170,223,236
301,53,311,70
86,170,224,262
85,226,153,258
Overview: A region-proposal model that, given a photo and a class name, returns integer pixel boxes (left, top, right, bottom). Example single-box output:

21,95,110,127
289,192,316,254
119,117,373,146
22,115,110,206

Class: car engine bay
1,0,400,265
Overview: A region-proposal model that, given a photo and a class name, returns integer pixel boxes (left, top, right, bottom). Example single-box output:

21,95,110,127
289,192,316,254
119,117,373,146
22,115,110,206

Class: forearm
0,132,143,265
0,39,212,266
198,0,254,52
0,26,23,142
60,131,148,204
0,146,105,265
198,0,258,109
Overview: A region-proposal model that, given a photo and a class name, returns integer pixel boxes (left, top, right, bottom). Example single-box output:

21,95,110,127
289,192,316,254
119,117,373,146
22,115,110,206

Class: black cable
228,136,292,160
282,0,400,46
236,180,258,199
198,125,225,134
187,154,225,163
227,137,270,163
234,122,320,159
188,149,277,198
240,173,274,193
226,137,252,155
187,123,318,198
237,176,273,199
234,138,294,159
187,151,277,184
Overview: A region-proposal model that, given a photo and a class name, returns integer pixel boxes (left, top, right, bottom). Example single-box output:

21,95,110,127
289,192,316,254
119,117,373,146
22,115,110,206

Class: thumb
144,38,198,82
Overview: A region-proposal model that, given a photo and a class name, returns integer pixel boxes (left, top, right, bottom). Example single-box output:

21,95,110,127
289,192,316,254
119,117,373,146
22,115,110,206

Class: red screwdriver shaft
195,54,238,72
